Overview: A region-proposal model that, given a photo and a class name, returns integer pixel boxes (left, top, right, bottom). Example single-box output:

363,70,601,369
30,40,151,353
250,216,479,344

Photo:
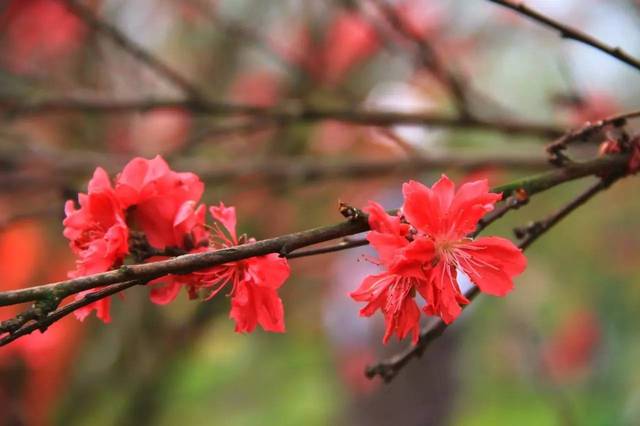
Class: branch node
339,202,364,222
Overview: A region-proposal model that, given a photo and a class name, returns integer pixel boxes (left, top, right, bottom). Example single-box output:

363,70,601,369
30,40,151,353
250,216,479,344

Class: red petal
402,179,443,236
432,174,455,211
209,202,237,241
367,231,408,266
365,201,407,236
382,297,421,344
458,237,526,296
448,179,501,236
463,236,527,277
149,279,182,305
247,254,290,289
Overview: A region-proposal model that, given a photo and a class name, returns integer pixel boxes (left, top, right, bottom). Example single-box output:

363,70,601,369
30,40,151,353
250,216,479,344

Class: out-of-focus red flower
338,347,379,394
196,203,290,333
394,0,444,40
542,309,601,382
556,92,619,126
310,121,362,154
598,136,640,175
125,108,192,156
0,221,43,311
322,12,380,86
0,0,86,73
628,137,640,175
64,168,129,277
352,175,527,344
229,71,282,107
115,155,205,249
598,138,622,157
0,230,82,426
63,168,129,323
271,11,379,87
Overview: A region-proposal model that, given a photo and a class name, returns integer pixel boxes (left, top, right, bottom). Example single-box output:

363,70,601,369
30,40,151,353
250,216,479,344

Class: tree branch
0,280,145,346
487,0,640,73
0,96,562,138
546,110,640,164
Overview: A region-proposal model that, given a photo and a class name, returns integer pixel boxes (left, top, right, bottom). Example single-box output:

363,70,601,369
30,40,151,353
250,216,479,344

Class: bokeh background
1,0,640,425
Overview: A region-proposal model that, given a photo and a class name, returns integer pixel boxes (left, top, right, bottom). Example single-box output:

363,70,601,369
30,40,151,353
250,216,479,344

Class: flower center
76,222,107,250
435,239,459,261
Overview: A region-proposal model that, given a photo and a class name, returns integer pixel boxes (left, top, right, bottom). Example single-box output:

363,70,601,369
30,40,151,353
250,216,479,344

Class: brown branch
0,96,562,137
546,110,640,164
365,173,625,382
0,153,628,307
286,238,369,259
487,0,640,72
516,175,619,250
61,0,202,99
14,150,552,182
0,280,145,346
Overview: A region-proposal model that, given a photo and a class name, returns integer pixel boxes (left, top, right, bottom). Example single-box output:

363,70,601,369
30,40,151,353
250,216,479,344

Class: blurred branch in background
60,0,203,98
0,95,562,137
487,0,640,73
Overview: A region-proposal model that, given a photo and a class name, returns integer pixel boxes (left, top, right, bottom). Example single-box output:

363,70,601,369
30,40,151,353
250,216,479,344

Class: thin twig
487,0,640,72
517,176,619,250
546,110,640,164
368,0,470,114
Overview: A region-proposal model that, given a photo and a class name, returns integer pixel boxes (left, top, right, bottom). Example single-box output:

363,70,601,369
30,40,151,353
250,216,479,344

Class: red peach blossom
115,156,205,249
196,203,290,333
63,168,129,323
352,175,527,344
1,0,86,73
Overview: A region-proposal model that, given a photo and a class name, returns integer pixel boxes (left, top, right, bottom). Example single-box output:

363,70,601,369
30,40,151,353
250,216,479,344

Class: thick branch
487,0,640,72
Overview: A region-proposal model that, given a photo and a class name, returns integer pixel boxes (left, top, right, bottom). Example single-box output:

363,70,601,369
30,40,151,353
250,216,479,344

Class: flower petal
402,179,443,236
149,278,182,305
457,237,526,296
210,202,237,241
447,179,502,236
